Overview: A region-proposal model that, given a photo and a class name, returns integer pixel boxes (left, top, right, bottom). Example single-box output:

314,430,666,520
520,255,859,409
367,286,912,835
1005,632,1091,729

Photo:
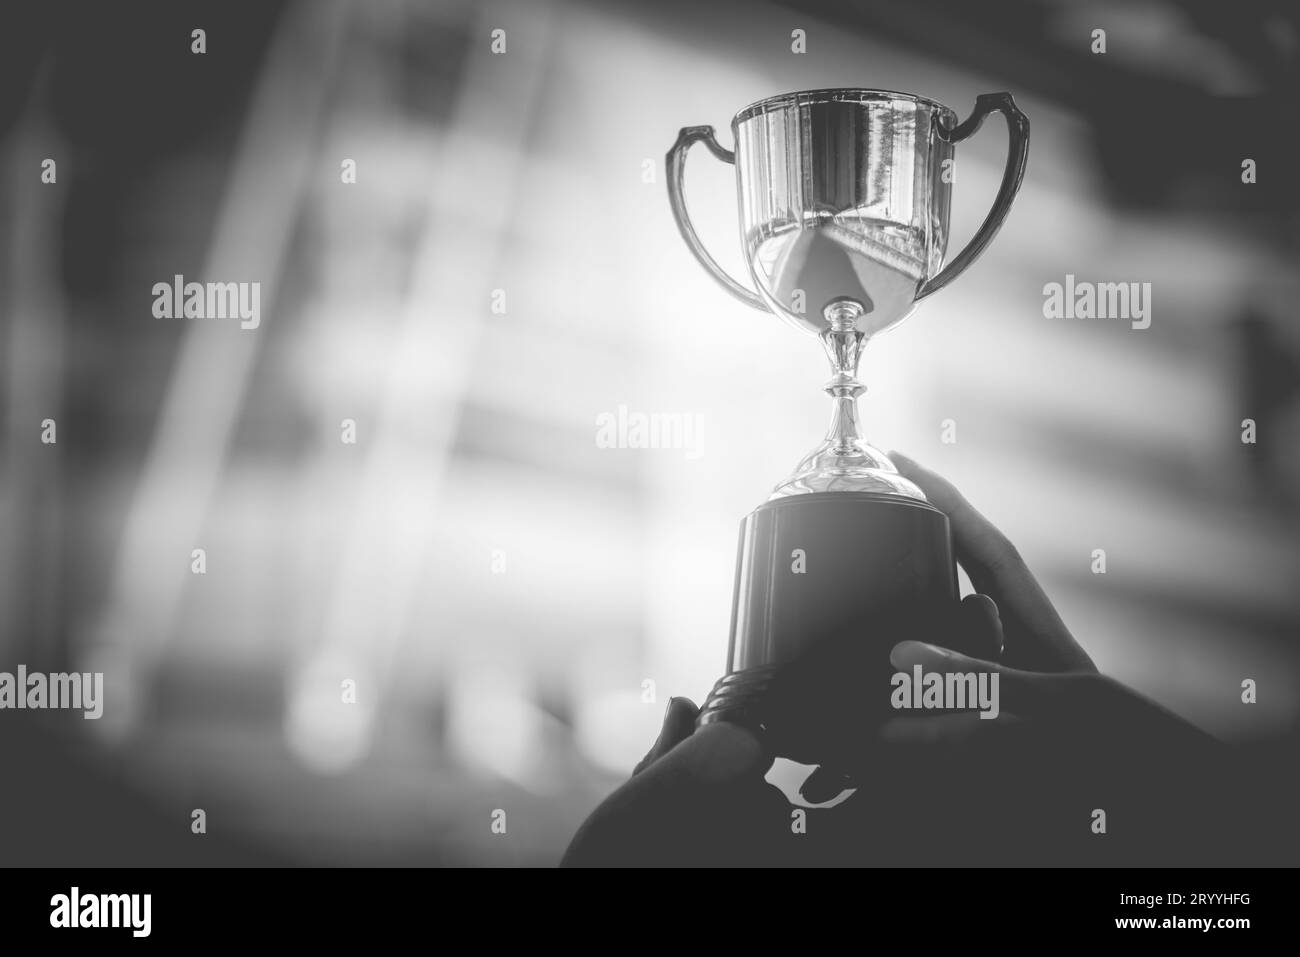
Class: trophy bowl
671,89,1028,338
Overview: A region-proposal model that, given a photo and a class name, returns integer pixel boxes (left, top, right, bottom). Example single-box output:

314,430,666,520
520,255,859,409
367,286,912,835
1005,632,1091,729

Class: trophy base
698,491,957,767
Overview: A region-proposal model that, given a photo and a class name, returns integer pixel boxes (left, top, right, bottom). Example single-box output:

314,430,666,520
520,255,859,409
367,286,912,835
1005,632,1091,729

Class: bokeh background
1,0,1297,865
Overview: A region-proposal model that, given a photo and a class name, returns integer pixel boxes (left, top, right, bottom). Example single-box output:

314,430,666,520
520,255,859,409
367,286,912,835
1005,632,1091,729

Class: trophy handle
917,92,1030,300
666,126,766,310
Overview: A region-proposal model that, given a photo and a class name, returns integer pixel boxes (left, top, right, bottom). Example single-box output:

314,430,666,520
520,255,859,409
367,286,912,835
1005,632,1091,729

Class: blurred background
1,0,1297,866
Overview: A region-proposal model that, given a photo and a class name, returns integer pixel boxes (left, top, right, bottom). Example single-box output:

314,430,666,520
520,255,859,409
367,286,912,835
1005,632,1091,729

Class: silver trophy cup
666,89,1029,762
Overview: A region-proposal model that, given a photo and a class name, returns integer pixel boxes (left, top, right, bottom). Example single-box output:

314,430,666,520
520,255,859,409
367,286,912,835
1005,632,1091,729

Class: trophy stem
768,298,924,499
820,299,868,453
825,392,863,453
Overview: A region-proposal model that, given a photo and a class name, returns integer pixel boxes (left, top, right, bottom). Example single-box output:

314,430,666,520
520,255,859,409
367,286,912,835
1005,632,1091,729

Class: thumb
562,721,782,866
889,640,1059,720
632,696,699,775
649,721,772,787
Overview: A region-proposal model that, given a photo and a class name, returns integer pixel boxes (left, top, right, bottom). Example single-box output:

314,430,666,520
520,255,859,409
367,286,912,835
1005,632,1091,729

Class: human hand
560,697,788,866
880,452,1216,753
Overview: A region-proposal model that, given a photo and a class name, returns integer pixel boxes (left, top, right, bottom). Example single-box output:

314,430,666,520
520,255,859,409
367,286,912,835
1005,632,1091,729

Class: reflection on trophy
667,89,1029,766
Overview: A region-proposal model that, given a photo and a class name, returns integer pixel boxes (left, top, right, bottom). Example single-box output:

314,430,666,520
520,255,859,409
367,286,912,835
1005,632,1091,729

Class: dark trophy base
698,491,958,767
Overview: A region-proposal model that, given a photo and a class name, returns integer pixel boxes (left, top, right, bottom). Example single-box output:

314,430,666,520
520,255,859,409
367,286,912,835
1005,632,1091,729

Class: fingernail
890,640,950,670
662,695,680,722
962,593,1000,621
652,697,677,745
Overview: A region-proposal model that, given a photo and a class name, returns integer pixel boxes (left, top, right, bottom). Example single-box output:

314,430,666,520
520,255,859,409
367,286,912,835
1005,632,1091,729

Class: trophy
667,89,1028,766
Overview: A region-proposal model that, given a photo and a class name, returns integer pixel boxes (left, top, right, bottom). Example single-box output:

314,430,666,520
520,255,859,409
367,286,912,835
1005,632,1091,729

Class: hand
560,697,788,866
880,452,1217,754
782,589,1007,803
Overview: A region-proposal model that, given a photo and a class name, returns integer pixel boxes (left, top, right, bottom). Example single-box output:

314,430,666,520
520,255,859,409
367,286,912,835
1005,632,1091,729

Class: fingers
665,720,772,784
613,722,773,812
880,712,1026,747
890,451,1096,674
632,696,699,775
883,648,1218,755
889,450,1035,596
952,593,1004,661
562,721,776,866
889,639,1055,719
794,598,998,800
